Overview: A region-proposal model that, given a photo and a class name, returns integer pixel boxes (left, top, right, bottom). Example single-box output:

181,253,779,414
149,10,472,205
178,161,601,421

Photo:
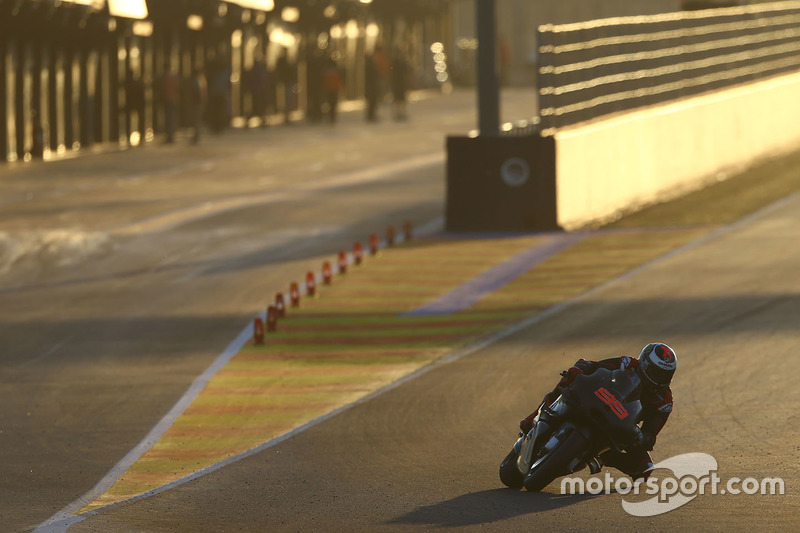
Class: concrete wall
553,70,800,229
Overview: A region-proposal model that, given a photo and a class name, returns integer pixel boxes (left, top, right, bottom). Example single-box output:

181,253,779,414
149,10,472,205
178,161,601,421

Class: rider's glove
629,429,655,452
520,416,535,434
558,366,584,386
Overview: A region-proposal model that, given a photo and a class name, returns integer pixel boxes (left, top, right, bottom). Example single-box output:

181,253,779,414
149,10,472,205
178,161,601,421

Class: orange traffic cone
253,317,265,344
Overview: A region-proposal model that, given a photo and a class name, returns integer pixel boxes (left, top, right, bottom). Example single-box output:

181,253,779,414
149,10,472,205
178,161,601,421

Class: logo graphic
656,345,675,362
560,452,785,516
500,157,530,187
594,387,629,419
621,453,716,516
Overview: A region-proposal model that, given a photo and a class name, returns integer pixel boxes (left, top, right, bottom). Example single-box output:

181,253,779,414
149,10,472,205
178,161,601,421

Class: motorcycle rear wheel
523,428,588,492
499,449,524,489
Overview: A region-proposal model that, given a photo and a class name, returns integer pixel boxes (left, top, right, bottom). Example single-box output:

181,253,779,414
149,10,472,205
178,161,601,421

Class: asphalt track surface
3,89,800,531
69,190,800,532
0,89,536,531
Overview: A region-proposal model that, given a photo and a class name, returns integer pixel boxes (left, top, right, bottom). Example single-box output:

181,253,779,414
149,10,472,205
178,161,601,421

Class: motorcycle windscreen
568,369,643,449
609,367,642,403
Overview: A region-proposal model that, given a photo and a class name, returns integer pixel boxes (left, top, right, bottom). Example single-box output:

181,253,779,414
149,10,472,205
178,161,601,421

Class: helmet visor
644,362,674,387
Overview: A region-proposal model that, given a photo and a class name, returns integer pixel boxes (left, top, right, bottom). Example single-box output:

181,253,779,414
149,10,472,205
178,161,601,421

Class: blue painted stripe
402,233,585,316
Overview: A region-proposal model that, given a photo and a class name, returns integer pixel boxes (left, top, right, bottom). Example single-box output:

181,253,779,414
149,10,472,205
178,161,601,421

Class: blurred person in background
207,56,231,134
364,52,380,122
188,67,207,144
162,66,180,143
306,48,325,123
322,55,343,124
248,56,269,127
275,48,295,124
373,44,391,101
124,69,146,144
390,48,410,121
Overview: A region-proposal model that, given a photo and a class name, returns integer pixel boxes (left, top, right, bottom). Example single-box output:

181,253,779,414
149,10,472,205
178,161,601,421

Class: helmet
638,343,677,389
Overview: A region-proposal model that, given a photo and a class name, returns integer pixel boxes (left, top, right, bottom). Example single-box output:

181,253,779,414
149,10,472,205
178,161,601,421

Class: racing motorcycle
499,366,645,491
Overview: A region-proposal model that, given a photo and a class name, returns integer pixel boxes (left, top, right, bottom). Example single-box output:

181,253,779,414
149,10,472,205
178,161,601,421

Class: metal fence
536,1,800,132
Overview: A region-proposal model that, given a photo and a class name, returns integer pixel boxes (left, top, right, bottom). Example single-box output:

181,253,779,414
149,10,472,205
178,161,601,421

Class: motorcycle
499,366,645,491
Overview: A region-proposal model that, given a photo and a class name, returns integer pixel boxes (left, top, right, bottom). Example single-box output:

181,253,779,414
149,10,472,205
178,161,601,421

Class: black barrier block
445,135,558,232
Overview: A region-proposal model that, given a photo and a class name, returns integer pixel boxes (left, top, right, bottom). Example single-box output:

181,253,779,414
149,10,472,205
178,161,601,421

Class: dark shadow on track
3,293,799,364
388,489,597,528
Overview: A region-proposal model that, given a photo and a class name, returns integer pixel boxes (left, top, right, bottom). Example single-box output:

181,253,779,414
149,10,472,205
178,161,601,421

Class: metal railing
537,1,800,132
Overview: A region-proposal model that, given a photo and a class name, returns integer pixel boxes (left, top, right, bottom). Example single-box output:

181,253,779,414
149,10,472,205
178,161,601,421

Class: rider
519,343,676,480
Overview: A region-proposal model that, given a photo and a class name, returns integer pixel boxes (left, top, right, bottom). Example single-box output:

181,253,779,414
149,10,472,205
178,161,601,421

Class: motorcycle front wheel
523,428,588,492
499,448,524,489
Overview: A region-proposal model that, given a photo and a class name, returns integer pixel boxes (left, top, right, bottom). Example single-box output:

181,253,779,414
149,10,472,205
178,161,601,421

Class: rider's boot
587,455,604,474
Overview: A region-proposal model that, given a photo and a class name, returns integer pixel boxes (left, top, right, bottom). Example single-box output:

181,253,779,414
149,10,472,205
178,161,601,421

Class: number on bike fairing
594,387,629,419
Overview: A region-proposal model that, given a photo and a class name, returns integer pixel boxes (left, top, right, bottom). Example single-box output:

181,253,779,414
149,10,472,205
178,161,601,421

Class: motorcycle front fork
530,408,605,475
516,413,554,473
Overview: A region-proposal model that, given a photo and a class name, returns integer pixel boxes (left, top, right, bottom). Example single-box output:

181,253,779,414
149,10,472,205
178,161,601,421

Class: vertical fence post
536,25,554,133
0,38,7,162
476,0,499,137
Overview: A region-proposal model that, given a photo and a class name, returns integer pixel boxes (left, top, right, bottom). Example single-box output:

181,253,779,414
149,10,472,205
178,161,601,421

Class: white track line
36,190,800,532
35,216,444,533
34,323,257,533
